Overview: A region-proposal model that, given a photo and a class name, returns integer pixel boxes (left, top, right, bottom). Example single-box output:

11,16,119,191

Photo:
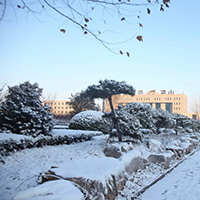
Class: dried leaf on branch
136,35,143,42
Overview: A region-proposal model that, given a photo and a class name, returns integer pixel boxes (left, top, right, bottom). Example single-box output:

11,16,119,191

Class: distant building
105,89,195,118
43,100,73,120
43,90,197,119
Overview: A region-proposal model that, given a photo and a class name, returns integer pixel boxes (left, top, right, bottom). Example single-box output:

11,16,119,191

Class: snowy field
0,129,200,200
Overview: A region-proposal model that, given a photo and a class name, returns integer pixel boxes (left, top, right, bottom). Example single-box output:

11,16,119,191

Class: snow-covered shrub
153,108,175,133
69,110,111,134
0,81,54,137
116,106,143,141
116,103,175,134
119,103,157,133
0,131,102,156
192,119,200,132
172,113,192,129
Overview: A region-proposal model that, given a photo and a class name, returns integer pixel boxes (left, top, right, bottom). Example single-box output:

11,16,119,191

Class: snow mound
49,157,124,186
13,180,84,200
69,110,111,134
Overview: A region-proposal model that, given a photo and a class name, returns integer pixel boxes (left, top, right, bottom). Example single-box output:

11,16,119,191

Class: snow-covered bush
192,119,200,132
0,131,102,156
153,108,175,133
116,106,143,140
119,103,157,133
172,113,192,129
116,103,175,134
0,81,54,137
69,110,111,134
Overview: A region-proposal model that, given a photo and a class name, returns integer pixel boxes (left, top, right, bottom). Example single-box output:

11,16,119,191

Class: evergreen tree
83,79,136,142
0,81,54,137
69,91,100,117
153,108,175,133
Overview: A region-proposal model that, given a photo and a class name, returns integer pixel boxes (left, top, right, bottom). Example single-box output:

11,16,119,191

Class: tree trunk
108,96,122,142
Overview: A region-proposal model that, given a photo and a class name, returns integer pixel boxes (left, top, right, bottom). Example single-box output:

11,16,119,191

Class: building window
65,111,68,114
58,103,60,105
62,107,64,109
66,107,68,109
62,103,64,105
166,103,172,113
54,103,56,105
66,102,68,104
156,103,161,109
54,107,56,109
149,103,152,107
58,107,60,109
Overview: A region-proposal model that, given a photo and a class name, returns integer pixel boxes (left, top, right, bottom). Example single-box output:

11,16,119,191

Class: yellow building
105,90,191,116
43,100,73,116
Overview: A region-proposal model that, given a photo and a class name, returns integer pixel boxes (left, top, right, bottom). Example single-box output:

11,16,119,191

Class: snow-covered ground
0,133,108,200
138,149,200,200
1,129,200,200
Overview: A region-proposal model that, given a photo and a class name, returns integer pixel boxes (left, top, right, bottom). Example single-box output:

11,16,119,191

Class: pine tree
0,81,54,137
83,79,136,142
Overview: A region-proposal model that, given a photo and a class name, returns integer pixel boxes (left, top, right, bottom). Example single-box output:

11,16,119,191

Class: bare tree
0,83,7,105
69,91,100,117
190,93,200,120
0,0,171,54
42,91,58,113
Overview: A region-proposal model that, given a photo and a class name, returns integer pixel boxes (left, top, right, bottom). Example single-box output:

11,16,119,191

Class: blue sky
0,0,200,112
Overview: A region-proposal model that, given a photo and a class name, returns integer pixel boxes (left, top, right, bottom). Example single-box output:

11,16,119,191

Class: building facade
105,90,189,116
43,100,73,117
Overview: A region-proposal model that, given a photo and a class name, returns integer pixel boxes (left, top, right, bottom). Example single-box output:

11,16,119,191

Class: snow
70,110,104,122
13,180,84,200
0,134,108,200
120,145,144,165
1,129,200,200
139,149,200,200
49,157,124,186
0,133,32,141
52,129,102,137
53,125,69,129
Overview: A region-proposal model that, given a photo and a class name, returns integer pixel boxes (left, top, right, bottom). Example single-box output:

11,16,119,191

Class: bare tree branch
0,0,7,22
0,0,170,54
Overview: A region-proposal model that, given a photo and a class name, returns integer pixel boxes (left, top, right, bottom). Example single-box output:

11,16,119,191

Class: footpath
137,149,200,200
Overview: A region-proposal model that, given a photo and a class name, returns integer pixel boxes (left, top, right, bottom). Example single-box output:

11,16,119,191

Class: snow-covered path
138,150,200,200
